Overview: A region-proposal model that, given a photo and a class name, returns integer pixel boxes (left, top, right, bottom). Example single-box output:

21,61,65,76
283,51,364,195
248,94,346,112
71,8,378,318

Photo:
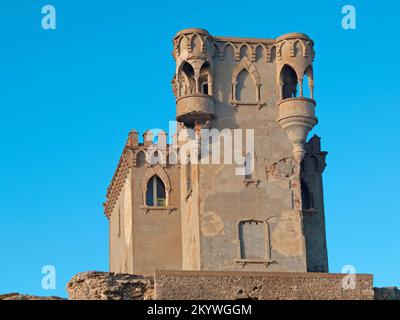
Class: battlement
172,29,314,63
103,129,178,218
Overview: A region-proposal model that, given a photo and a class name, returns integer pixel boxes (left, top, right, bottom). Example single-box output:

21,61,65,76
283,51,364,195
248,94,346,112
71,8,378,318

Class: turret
275,33,317,162
172,28,215,128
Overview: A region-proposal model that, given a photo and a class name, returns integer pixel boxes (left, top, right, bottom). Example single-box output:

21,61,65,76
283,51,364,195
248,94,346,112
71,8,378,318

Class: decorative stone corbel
277,97,317,162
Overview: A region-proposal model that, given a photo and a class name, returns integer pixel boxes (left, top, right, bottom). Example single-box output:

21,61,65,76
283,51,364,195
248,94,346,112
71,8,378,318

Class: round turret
275,33,317,161
275,32,315,100
172,28,215,127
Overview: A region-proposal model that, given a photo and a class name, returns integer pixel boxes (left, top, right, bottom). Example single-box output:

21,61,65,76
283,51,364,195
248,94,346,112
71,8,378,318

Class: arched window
199,62,210,95
281,65,298,99
146,175,166,207
303,66,314,99
179,62,195,96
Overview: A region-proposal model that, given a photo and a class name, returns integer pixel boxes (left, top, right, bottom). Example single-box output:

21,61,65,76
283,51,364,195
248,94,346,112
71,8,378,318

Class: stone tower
104,28,329,275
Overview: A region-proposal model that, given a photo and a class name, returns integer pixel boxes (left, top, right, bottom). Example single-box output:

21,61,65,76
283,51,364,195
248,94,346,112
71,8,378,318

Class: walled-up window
240,45,249,60
146,175,166,207
270,46,277,63
255,45,263,61
137,151,146,167
223,43,235,62
281,65,298,99
237,69,256,102
239,220,266,260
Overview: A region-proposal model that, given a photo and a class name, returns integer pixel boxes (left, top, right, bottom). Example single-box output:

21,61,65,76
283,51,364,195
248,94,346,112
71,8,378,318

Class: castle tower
104,28,329,275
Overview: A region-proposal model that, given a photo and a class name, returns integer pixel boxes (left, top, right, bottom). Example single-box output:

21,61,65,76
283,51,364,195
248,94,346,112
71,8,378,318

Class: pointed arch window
199,62,211,95
280,64,298,99
178,62,195,96
146,175,166,207
303,66,314,99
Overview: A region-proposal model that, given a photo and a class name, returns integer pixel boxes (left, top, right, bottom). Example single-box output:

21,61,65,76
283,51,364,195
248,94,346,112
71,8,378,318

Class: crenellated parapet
103,130,178,218
173,32,314,65
172,29,317,138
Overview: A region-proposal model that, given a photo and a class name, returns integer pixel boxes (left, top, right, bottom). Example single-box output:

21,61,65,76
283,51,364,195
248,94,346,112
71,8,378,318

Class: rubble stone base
66,271,154,300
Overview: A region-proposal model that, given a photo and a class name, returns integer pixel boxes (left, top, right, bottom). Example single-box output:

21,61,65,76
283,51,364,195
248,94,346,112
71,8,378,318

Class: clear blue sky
0,0,398,298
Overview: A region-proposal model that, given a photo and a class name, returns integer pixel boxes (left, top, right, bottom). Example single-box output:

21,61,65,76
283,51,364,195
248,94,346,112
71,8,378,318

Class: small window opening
201,82,209,95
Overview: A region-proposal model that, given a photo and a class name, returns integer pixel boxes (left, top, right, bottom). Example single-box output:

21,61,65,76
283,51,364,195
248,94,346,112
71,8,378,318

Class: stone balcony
176,94,214,127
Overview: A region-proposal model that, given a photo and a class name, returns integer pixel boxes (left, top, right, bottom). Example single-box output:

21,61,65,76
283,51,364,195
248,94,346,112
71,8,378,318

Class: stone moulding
235,259,276,268
140,205,177,215
230,101,266,110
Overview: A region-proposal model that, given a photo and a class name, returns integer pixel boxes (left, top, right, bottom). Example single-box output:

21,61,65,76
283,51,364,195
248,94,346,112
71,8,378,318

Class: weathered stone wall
173,30,321,273
374,287,400,300
301,136,329,272
64,271,398,300
109,169,134,274
108,142,182,276
67,271,154,300
154,270,374,300
130,160,182,276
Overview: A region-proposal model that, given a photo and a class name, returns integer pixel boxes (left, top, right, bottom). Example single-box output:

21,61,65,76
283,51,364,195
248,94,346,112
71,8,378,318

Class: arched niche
231,58,261,103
